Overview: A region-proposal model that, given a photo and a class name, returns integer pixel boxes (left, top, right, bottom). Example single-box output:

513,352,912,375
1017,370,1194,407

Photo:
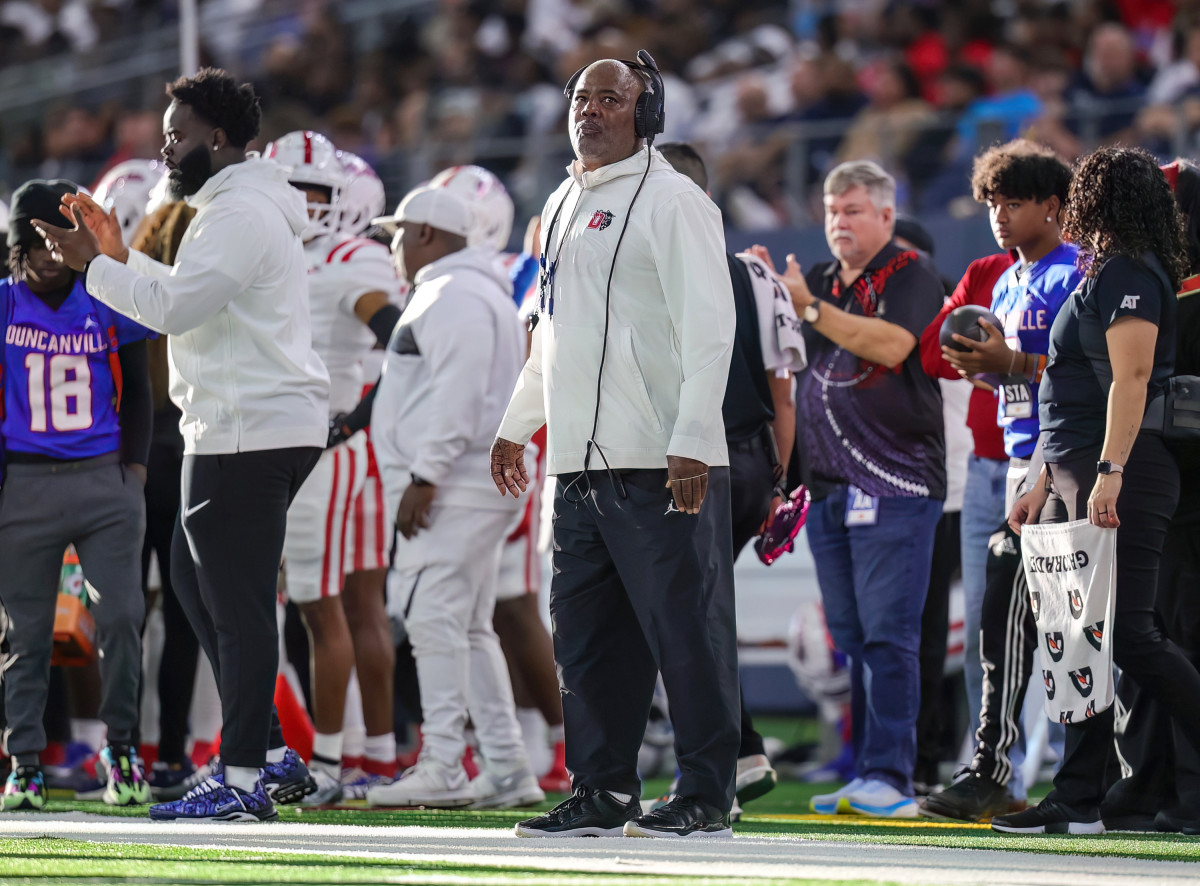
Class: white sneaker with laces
301,768,343,806
366,758,474,808
469,763,545,809
810,777,866,814
735,753,777,805
844,779,919,818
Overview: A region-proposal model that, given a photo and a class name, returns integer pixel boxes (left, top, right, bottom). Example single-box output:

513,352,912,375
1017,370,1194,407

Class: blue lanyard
538,185,582,318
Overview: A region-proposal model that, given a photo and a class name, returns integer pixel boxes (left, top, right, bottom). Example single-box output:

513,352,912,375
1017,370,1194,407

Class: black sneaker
623,795,732,838
1155,805,1196,833
514,785,639,837
920,769,1011,822
992,797,1105,835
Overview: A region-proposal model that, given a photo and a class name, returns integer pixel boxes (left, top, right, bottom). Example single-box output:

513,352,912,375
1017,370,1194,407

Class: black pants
728,435,777,760
551,467,740,810
170,447,320,769
141,438,199,764
1044,434,1200,810
915,510,961,787
1103,514,1200,816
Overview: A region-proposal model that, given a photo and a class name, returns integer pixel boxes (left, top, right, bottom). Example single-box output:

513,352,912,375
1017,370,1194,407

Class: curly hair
1170,157,1200,275
166,67,261,149
971,139,1071,204
1063,146,1189,292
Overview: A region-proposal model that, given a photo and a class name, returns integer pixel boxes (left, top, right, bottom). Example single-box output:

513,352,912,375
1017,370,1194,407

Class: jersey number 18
25,353,93,432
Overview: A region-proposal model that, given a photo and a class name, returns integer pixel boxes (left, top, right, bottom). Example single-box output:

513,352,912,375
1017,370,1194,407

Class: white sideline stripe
1,816,1199,884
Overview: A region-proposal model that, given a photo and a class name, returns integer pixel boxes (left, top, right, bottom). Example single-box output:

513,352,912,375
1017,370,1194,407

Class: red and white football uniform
283,234,402,601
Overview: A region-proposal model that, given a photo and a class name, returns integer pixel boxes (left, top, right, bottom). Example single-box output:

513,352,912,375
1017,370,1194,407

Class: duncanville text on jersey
6,324,112,355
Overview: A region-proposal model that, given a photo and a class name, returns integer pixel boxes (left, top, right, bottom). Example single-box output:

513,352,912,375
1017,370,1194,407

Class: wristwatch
1096,460,1124,475
803,301,821,324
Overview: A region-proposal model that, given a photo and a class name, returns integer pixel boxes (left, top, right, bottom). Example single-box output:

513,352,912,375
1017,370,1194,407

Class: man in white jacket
364,182,543,810
490,54,740,839
38,68,329,823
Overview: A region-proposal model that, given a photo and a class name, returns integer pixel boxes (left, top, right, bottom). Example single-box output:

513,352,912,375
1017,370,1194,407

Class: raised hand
61,192,128,263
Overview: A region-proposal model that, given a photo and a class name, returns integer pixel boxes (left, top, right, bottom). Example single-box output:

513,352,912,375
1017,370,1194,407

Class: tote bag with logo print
1020,518,1117,724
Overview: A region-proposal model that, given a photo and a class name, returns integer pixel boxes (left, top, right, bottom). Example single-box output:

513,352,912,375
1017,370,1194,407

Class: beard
167,142,214,199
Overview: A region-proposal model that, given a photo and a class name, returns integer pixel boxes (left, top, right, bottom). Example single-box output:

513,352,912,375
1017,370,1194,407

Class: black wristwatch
1096,460,1124,476
410,473,434,487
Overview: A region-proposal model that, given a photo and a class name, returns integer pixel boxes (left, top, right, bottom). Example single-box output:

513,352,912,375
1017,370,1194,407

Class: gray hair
824,160,896,212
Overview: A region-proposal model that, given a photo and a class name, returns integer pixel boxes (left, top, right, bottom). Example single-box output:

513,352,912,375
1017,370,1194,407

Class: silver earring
1046,216,1052,222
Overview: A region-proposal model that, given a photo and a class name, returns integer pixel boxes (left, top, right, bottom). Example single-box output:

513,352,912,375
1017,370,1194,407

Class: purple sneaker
755,485,810,566
149,776,278,822
261,749,316,804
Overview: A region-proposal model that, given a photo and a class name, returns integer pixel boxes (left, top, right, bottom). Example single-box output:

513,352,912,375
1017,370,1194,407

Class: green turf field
1,777,1198,885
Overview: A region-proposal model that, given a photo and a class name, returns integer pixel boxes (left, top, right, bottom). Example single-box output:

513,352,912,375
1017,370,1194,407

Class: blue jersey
1,277,153,459
990,242,1082,458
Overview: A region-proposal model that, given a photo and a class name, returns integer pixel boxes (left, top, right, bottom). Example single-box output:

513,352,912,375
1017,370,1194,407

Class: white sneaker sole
470,784,546,810
992,819,1106,835
623,821,733,838
514,823,627,837
367,787,475,808
735,765,777,805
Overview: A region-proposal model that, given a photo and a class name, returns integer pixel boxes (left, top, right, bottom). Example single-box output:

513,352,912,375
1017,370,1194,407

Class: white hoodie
87,156,330,454
497,147,735,474
372,245,524,512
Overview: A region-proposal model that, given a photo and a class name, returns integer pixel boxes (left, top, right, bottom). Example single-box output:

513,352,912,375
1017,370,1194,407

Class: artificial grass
24,777,1200,866
0,836,897,886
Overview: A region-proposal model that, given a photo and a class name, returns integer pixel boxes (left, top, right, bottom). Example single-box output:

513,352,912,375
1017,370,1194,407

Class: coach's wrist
410,473,434,487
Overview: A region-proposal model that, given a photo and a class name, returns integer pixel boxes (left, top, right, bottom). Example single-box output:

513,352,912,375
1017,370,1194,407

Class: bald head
568,60,647,172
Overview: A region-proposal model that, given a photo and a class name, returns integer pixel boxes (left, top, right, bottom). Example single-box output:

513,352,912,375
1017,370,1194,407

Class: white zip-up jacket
497,147,735,474
87,156,330,454
372,245,524,512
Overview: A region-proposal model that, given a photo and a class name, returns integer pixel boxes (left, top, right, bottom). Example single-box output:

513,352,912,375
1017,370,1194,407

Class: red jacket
920,253,1016,461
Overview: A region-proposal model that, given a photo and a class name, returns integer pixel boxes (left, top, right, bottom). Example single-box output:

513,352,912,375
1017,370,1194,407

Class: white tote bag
1020,519,1117,724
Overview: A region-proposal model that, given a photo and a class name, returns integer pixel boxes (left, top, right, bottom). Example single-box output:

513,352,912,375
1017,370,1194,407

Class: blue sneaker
149,776,278,822
261,749,316,805
147,758,201,801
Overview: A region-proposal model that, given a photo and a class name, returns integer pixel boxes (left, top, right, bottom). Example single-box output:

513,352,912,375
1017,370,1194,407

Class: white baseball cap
371,183,472,238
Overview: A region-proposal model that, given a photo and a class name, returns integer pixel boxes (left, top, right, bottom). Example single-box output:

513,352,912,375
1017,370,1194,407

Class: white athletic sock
265,746,287,764
311,732,343,776
70,718,106,752
363,733,396,764
547,723,565,746
225,765,259,792
607,791,632,803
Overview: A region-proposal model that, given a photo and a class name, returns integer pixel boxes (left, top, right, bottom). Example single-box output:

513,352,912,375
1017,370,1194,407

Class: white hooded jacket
372,245,524,512
497,147,735,474
87,156,330,454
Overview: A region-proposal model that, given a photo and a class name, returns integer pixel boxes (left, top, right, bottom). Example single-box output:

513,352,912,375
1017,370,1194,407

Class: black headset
563,49,666,143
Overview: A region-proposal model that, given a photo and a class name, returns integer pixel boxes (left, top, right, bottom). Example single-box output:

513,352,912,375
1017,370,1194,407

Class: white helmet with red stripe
426,165,514,251
92,159,167,242
263,130,344,238
336,150,386,237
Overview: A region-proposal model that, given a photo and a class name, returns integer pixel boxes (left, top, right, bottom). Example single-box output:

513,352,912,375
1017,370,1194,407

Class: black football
940,305,1003,352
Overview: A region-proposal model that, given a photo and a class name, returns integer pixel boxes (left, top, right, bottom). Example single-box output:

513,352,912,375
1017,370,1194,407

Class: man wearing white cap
364,181,543,809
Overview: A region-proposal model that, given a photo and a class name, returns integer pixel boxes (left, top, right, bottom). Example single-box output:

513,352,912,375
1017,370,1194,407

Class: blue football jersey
1,277,153,459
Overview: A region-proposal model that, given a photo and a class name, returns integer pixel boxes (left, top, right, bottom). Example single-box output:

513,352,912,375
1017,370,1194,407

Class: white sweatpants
385,499,525,769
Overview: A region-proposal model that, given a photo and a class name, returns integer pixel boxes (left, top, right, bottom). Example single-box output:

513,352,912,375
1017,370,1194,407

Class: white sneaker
735,753,777,805
469,763,545,809
366,758,475,808
843,779,919,818
810,777,865,814
300,768,343,806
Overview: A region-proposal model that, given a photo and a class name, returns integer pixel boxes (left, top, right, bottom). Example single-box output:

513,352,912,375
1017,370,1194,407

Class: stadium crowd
0,0,1197,842
2,0,1200,229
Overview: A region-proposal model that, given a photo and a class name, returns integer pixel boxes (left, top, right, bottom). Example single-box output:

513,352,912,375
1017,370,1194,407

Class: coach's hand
62,192,128,263
396,482,436,539
491,437,529,498
666,455,708,515
32,206,103,271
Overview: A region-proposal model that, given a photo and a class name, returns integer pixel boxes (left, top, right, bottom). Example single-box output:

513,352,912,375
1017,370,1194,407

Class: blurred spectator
837,60,932,169
1066,23,1150,145
902,64,985,211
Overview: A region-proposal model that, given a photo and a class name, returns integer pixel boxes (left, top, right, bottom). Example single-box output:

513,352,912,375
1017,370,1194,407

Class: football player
264,132,404,805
